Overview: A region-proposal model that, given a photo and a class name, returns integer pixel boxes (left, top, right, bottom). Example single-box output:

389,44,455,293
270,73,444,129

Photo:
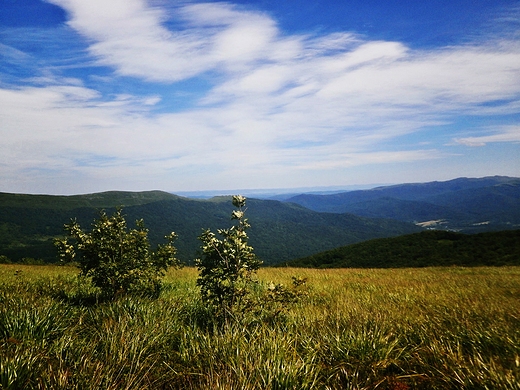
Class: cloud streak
455,126,520,147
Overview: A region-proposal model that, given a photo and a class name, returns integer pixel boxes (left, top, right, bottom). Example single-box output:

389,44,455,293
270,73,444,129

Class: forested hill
0,191,421,264
0,190,179,209
281,230,520,268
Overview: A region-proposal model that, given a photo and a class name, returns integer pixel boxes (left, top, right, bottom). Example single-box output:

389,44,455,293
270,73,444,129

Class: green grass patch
1,265,519,389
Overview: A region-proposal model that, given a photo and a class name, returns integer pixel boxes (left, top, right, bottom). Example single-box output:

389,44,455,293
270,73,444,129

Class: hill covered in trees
0,191,421,264
281,229,520,268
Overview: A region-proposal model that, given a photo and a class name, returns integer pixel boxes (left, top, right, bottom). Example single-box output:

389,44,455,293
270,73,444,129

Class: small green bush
0,255,11,264
195,196,262,318
55,209,181,299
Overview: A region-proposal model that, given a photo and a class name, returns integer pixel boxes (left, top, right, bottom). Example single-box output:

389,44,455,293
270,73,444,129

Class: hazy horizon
1,174,517,197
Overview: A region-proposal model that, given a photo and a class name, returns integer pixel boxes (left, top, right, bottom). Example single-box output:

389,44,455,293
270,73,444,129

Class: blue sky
1,0,519,195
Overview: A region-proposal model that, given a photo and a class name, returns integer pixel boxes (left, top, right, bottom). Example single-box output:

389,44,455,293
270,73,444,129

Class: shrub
195,196,262,318
0,255,11,264
55,209,181,299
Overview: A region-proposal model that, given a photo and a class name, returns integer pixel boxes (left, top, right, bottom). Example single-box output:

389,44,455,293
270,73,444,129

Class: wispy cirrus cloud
455,126,520,147
47,0,298,81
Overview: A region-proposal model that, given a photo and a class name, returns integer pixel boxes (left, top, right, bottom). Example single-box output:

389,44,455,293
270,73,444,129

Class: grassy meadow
1,264,519,389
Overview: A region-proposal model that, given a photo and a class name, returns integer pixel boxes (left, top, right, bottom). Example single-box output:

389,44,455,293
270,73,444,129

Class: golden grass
1,265,519,389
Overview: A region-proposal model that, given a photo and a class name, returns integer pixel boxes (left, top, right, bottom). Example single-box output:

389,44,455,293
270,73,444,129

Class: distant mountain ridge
0,192,420,264
0,190,178,209
285,176,520,233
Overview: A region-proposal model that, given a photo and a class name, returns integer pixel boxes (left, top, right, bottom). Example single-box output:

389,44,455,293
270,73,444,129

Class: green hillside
0,190,178,209
0,191,421,264
281,229,520,268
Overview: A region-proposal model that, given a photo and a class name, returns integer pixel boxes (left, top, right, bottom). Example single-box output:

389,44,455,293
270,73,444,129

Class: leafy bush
0,255,11,264
55,209,181,299
239,276,310,326
195,196,262,318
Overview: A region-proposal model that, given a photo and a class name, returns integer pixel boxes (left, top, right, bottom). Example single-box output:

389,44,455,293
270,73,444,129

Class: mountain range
284,176,520,233
0,191,419,265
1,176,518,265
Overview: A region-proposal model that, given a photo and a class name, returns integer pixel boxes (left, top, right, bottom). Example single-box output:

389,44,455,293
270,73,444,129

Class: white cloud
47,0,206,81
0,43,31,62
46,0,294,81
294,149,444,170
44,0,520,112
455,126,520,146
1,1,519,193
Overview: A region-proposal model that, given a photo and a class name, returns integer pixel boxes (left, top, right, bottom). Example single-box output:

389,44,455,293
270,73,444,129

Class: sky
1,0,519,195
